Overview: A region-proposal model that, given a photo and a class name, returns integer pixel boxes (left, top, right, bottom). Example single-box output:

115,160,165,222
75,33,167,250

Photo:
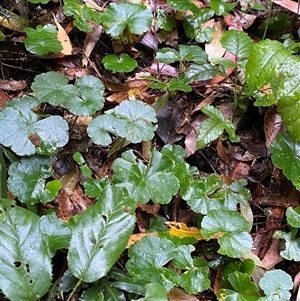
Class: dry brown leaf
83,0,104,11
126,232,158,248
0,79,26,91
53,13,72,55
0,89,11,109
273,0,300,14
168,287,200,301
205,20,226,60
83,24,103,66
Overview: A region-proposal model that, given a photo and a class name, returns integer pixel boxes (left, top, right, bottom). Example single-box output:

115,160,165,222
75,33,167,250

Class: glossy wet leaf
270,132,300,190
273,230,300,261
40,213,71,257
87,100,157,145
166,0,196,11
32,71,78,105
156,48,180,64
102,54,138,72
68,185,135,283
0,96,69,156
201,209,252,257
24,24,62,55
101,2,152,37
112,149,179,204
197,105,239,149
217,272,260,301
7,156,61,205
286,206,300,228
221,30,254,58
259,270,293,300
64,75,105,115
246,40,290,93
0,202,52,301
210,0,237,15
156,9,175,31
135,283,168,301
178,45,208,63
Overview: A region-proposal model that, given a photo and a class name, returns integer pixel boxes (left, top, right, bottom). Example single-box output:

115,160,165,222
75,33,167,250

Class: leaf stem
66,279,82,301
0,149,6,198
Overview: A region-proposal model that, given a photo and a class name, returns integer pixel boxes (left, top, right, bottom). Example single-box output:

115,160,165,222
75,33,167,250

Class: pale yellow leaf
53,13,72,55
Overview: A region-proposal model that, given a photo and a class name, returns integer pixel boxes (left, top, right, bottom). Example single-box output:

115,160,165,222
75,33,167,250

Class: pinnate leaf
101,2,152,36
68,185,136,283
112,149,179,204
0,202,52,301
197,105,239,149
7,156,61,204
87,100,157,145
221,30,254,58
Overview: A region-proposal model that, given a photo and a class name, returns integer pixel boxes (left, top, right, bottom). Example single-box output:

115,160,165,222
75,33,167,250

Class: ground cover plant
1,0,300,300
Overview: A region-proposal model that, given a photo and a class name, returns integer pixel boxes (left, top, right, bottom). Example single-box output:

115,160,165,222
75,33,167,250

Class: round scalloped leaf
32,71,78,105
7,156,61,205
270,132,300,190
102,54,138,72
259,270,293,300
87,100,157,145
0,97,69,156
0,204,52,301
65,75,105,115
156,48,180,64
101,2,152,37
24,24,62,56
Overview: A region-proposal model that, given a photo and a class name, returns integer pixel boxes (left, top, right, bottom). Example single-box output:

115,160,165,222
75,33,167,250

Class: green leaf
210,0,237,15
87,100,157,145
24,24,62,55
273,230,300,261
270,132,300,190
102,54,138,73
197,105,239,149
40,213,71,257
65,75,105,115
101,2,152,37
0,30,5,41
63,0,102,32
112,149,179,204
0,203,52,301
135,283,168,301
218,272,260,301
245,40,290,92
7,156,60,205
28,0,50,3
201,209,252,257
286,206,300,228
156,48,180,64
83,178,110,198
259,270,293,300
178,45,208,63
185,63,219,82
168,78,192,92
167,0,197,11
32,71,78,105
156,9,175,31
126,236,180,292
68,185,136,283
220,30,254,58
0,96,69,156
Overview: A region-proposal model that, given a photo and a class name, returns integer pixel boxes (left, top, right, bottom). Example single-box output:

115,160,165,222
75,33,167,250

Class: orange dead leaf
165,222,204,240
126,232,158,248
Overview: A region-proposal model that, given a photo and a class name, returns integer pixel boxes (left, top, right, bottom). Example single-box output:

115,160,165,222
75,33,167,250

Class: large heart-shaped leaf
0,96,69,156
101,2,152,37
0,201,52,301
68,185,136,283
